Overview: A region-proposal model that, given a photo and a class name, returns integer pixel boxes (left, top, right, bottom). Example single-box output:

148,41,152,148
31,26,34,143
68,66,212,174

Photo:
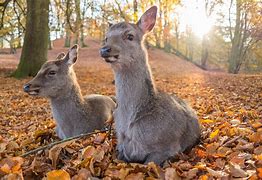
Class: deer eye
127,34,134,41
48,71,56,76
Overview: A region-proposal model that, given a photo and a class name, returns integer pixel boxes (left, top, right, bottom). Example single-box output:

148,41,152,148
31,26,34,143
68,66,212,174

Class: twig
221,135,241,147
21,129,108,158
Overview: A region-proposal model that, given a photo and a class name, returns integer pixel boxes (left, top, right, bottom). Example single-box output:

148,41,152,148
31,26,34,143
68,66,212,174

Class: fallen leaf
229,163,248,178
46,169,70,180
210,129,219,139
94,133,107,144
126,172,145,180
49,141,73,168
206,167,229,178
71,168,92,180
257,168,262,179
165,168,181,180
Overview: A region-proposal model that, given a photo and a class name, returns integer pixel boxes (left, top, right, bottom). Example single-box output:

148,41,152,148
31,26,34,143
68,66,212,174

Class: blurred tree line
0,0,261,77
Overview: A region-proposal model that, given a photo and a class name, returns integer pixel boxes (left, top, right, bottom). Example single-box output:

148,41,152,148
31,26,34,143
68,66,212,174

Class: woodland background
0,0,262,75
0,0,261,179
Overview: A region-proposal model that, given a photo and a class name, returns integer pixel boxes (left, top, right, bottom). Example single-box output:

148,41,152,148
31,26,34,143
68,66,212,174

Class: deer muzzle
23,83,40,96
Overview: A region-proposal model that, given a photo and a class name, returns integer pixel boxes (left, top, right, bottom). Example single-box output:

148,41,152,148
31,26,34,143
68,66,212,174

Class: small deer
24,45,116,139
100,6,200,165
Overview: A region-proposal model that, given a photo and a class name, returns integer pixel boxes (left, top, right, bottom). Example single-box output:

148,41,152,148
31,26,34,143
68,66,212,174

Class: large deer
24,45,116,139
100,6,200,165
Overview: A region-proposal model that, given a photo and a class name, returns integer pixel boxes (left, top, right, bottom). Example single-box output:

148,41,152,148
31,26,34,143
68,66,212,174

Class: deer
24,45,116,139
99,6,200,165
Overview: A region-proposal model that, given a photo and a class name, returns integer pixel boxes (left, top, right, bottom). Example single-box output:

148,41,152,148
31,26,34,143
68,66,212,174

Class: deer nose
23,84,31,92
100,47,111,58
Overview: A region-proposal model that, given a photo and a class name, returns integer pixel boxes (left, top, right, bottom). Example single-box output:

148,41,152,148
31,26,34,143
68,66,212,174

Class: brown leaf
82,146,96,160
235,142,254,151
6,141,19,151
254,146,262,155
93,133,107,144
165,168,181,180
71,168,92,180
206,167,229,178
229,163,248,178
206,142,219,155
214,158,226,169
49,141,73,168
184,168,198,179
126,172,145,180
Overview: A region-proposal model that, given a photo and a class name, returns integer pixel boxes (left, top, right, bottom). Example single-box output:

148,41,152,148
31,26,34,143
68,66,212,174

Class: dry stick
221,135,241,147
21,129,108,158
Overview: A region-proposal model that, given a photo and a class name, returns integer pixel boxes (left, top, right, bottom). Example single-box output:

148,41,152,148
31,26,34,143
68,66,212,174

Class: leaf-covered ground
0,39,261,179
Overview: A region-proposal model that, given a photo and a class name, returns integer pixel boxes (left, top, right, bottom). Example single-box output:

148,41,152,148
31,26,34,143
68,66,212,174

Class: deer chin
105,55,119,63
27,88,40,96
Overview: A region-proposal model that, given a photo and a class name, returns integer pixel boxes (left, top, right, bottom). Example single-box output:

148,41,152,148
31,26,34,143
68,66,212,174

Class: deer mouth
105,55,119,63
27,88,40,96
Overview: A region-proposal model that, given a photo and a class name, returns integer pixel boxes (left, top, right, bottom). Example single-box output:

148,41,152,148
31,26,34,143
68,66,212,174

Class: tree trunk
228,0,242,74
48,30,53,50
64,23,71,47
0,38,3,48
73,0,81,44
13,0,49,78
201,34,209,70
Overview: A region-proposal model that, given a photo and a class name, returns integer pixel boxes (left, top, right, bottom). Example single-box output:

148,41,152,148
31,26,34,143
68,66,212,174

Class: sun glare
178,0,214,38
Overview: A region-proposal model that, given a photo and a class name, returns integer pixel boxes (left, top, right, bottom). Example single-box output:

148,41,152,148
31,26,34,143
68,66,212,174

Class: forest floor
0,38,261,179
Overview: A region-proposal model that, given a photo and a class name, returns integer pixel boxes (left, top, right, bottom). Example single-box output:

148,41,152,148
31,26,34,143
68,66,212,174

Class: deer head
100,6,157,70
23,45,79,98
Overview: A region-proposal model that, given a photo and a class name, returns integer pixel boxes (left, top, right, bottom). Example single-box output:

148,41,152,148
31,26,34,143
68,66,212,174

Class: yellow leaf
210,129,219,139
46,170,70,180
200,119,214,123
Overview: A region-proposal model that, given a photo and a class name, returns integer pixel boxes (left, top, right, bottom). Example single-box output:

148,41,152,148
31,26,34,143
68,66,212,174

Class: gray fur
100,6,200,165
25,45,116,139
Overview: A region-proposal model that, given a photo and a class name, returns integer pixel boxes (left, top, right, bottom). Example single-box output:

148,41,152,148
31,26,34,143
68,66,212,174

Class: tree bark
228,0,242,74
13,0,49,78
73,0,81,44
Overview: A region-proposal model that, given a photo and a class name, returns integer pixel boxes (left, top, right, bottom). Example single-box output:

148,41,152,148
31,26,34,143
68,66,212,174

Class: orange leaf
46,170,70,180
257,168,262,179
0,163,11,174
199,175,208,180
195,149,207,158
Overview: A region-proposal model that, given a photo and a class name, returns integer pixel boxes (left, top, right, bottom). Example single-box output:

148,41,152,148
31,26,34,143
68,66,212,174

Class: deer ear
56,52,65,60
137,6,157,34
65,44,78,66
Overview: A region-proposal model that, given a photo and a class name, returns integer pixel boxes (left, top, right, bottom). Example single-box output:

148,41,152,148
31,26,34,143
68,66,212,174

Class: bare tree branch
13,0,25,30
0,0,12,29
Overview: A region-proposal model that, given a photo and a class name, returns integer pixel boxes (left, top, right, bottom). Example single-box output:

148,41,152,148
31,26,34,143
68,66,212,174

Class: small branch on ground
221,135,241,147
21,129,108,158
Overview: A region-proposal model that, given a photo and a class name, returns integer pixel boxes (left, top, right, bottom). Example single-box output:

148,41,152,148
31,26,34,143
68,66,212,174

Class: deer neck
50,75,84,121
114,51,156,118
